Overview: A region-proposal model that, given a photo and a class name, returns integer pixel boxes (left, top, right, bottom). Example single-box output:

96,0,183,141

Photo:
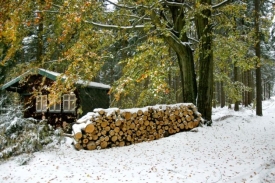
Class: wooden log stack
72,103,201,150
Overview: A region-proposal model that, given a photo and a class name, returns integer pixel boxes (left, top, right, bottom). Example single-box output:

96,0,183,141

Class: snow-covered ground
0,98,275,183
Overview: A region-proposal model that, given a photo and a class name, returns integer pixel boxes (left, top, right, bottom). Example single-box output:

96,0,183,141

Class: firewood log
85,121,95,133
100,141,108,149
110,122,116,129
73,139,82,150
94,108,106,116
137,109,143,116
119,141,125,147
115,119,122,126
111,135,118,142
82,138,89,144
185,115,192,122
87,141,96,150
100,120,108,128
92,134,99,140
126,135,132,142
72,123,86,140
114,127,120,133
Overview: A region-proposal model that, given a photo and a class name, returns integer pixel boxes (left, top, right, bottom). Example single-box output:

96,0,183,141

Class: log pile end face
72,103,201,150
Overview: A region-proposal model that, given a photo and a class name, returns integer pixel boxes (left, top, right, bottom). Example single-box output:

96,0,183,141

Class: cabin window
36,95,47,112
49,100,61,112
63,93,76,112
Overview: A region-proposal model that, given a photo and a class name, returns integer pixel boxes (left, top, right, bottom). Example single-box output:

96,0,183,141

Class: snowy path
0,98,275,183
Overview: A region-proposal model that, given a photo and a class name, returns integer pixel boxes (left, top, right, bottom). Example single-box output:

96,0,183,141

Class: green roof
1,70,31,90
1,68,110,90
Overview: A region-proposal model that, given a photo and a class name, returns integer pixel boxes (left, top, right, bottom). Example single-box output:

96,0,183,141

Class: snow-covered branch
51,3,62,8
161,0,193,10
212,0,232,9
34,10,60,13
114,14,151,21
84,21,151,30
188,36,199,43
105,0,149,10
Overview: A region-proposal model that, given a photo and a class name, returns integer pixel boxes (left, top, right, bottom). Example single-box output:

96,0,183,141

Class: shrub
0,97,63,160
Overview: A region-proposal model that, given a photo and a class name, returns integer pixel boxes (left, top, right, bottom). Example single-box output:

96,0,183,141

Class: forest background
1,0,275,122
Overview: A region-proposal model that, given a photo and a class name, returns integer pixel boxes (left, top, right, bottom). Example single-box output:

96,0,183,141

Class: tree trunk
254,0,262,116
268,83,271,99
234,65,239,111
167,5,197,104
220,81,225,108
150,7,197,104
243,71,249,107
195,0,213,122
248,70,254,105
263,80,266,100
213,82,217,108
216,82,220,106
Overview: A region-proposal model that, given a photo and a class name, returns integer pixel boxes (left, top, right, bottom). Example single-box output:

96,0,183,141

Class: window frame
36,95,47,112
63,93,76,113
48,99,61,113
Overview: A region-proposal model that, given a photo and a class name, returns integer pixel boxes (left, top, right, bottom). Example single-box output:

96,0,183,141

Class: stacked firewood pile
72,103,201,150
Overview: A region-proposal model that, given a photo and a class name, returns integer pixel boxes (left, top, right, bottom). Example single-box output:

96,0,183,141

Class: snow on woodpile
72,103,202,150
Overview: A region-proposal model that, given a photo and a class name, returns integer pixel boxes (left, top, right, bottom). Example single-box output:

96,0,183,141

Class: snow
38,68,111,89
1,98,275,183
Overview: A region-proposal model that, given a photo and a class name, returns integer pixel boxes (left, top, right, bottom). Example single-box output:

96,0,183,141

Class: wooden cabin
1,68,110,132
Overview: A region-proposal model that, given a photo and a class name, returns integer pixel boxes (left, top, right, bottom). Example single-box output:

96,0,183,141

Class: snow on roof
39,68,110,89
1,68,110,90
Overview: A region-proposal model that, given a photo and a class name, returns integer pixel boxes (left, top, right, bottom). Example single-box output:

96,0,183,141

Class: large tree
89,0,235,121
195,0,213,121
254,0,262,116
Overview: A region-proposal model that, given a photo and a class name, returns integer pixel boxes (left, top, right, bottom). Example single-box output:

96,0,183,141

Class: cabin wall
78,87,110,117
20,75,78,132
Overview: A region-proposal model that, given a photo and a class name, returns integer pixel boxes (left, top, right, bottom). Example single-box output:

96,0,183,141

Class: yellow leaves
85,1,92,7
34,12,42,25
64,1,69,7
74,16,81,23
137,0,145,4
136,74,148,83
25,21,32,27
195,2,200,8
2,19,17,42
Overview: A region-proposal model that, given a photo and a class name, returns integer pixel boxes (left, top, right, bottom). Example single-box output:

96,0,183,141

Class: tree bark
195,0,213,122
234,65,239,111
254,0,262,116
243,71,249,107
248,70,254,105
220,81,225,108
